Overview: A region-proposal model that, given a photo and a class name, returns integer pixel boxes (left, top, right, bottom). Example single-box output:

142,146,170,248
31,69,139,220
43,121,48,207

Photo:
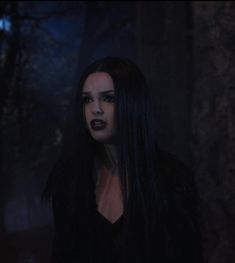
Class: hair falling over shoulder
43,56,203,263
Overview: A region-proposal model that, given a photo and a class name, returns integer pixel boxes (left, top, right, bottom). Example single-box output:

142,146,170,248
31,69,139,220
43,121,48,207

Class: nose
91,100,103,115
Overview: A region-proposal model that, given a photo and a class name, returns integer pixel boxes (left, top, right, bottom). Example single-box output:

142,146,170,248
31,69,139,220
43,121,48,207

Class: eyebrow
82,90,114,95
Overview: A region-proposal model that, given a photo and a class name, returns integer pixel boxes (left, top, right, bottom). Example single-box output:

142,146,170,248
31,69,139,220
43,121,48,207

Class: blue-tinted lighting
0,17,11,32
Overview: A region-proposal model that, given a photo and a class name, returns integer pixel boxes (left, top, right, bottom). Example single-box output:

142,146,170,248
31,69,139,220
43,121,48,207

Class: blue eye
103,94,115,103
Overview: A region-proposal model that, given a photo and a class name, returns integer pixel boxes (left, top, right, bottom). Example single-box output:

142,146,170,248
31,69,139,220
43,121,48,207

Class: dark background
1,2,234,263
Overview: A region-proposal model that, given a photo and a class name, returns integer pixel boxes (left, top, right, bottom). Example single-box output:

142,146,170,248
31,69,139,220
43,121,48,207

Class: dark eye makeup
82,96,92,104
82,93,115,104
103,94,115,103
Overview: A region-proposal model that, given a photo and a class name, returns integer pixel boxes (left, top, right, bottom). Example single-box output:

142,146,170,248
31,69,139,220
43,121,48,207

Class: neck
104,144,118,173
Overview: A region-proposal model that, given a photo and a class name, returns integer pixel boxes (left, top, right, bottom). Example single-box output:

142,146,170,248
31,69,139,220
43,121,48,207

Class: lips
90,119,107,130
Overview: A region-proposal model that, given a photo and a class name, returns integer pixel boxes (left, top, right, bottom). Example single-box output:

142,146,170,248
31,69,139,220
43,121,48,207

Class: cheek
109,106,116,126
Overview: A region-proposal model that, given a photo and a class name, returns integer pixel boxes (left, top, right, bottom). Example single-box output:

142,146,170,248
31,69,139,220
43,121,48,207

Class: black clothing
51,150,203,263
92,211,123,263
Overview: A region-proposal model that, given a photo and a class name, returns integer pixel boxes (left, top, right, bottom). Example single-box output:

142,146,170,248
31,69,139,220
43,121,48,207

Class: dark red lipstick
90,119,107,131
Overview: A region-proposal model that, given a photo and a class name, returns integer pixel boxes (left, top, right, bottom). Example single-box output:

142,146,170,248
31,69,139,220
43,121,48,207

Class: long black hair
44,57,199,262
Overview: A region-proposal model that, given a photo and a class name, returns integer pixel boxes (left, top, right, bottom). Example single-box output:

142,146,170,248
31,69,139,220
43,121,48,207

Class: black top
51,150,203,263
92,211,123,263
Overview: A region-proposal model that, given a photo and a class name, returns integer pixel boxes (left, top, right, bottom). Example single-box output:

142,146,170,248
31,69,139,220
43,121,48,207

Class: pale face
82,72,116,144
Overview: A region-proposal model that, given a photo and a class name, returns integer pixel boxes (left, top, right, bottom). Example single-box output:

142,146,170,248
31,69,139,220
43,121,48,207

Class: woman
44,56,203,262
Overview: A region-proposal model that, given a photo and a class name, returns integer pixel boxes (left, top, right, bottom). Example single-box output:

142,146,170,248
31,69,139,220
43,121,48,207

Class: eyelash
103,94,115,103
82,96,92,104
82,95,115,104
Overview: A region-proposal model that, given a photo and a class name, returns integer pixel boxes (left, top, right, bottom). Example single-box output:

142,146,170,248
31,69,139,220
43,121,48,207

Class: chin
92,134,115,144
93,137,111,144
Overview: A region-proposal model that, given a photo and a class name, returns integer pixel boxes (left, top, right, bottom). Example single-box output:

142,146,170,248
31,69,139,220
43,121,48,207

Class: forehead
82,72,114,93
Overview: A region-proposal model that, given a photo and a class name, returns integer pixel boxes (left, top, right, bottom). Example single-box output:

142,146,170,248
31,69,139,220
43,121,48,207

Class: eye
82,96,92,104
103,94,115,103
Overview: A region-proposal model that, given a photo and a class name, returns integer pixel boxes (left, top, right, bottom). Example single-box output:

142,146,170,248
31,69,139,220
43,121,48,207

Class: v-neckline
95,165,124,224
95,209,123,225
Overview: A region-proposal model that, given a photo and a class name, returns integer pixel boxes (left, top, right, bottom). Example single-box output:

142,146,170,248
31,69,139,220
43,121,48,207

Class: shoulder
156,149,198,227
156,150,203,262
156,149,194,192
157,149,190,174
